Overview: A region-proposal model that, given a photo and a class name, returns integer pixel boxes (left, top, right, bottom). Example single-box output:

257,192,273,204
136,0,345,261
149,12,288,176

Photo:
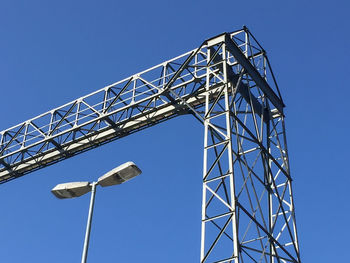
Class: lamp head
51,182,92,199
98,161,141,187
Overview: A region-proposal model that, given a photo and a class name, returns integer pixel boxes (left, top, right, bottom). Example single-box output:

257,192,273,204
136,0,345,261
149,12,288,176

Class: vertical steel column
267,118,276,263
264,110,301,263
223,43,240,263
200,46,210,263
201,41,240,263
281,118,301,260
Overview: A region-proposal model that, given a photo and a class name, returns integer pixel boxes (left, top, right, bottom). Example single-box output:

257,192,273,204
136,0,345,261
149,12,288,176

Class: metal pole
81,182,97,263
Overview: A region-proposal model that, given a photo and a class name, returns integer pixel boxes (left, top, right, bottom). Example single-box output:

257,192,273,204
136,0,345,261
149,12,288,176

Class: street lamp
51,161,142,263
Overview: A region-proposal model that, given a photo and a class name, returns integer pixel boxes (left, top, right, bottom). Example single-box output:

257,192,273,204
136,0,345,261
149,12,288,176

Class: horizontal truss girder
0,28,283,184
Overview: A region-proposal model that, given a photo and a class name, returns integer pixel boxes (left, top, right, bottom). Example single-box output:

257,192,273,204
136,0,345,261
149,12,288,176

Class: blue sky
0,0,349,262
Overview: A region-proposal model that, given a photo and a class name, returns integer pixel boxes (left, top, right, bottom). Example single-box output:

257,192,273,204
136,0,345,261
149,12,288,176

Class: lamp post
51,161,142,263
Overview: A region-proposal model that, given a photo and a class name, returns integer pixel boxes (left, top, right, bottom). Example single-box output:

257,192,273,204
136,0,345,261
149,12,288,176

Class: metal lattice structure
0,27,301,262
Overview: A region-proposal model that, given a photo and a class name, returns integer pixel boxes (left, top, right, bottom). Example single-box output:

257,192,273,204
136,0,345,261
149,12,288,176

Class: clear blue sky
0,1,348,262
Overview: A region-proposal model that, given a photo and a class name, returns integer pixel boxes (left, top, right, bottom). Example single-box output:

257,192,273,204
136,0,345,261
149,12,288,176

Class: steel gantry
0,27,301,262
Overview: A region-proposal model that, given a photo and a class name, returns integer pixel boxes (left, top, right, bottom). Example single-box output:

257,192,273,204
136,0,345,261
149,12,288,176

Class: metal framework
0,27,301,262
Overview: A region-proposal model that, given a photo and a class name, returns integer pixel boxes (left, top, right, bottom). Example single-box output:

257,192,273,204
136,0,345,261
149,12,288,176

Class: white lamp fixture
98,161,142,187
51,161,141,263
51,182,92,199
